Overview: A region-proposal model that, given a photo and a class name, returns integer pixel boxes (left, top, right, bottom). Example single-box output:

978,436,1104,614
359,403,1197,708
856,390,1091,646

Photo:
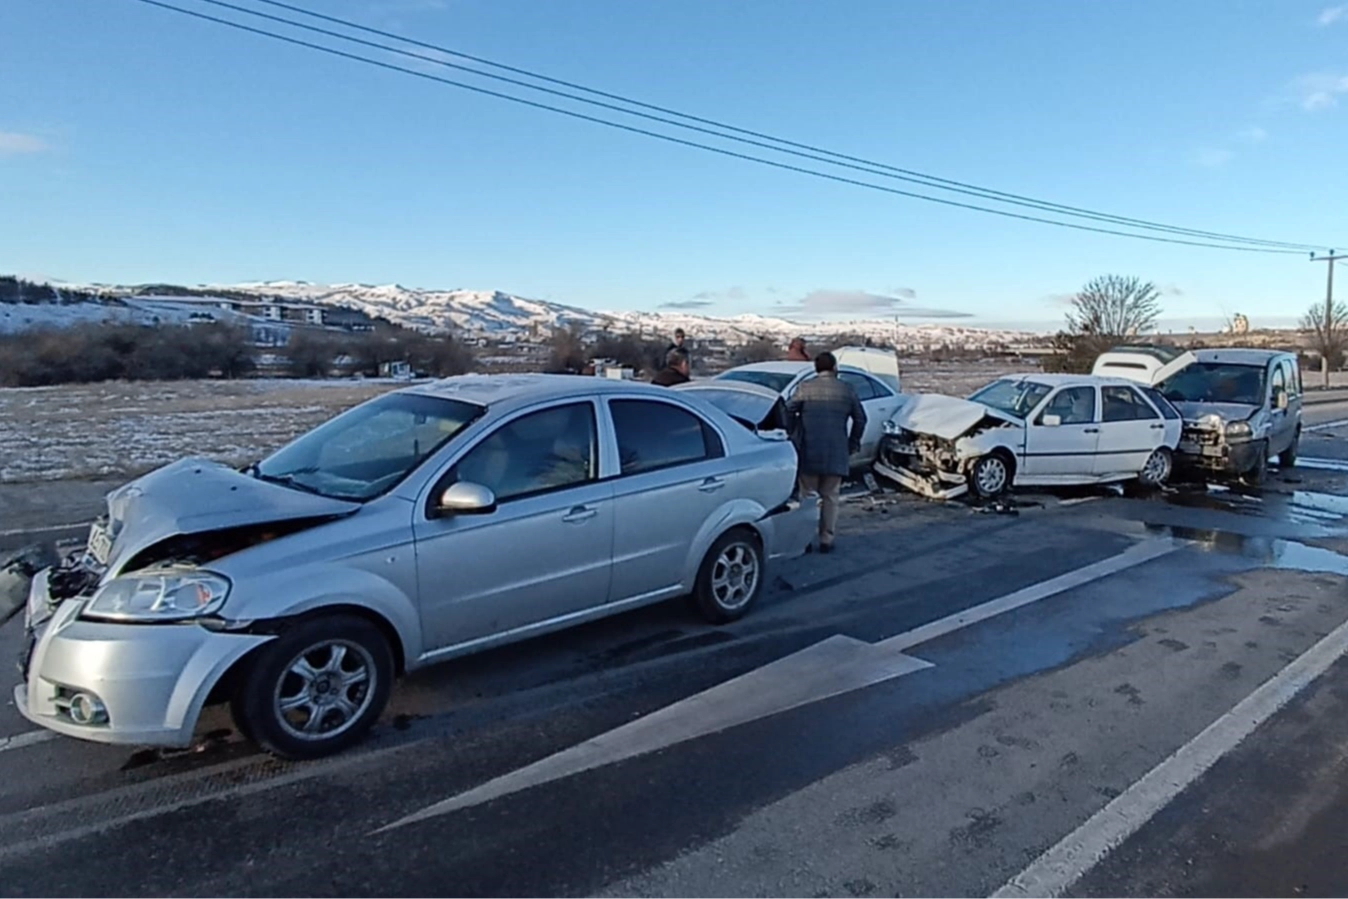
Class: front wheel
693,529,764,624
969,452,1012,499
1138,447,1174,488
231,614,394,760
1240,442,1268,488
1279,431,1300,469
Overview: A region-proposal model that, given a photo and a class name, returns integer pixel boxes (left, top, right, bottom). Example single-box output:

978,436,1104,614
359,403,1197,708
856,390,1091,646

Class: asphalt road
1,403,1348,896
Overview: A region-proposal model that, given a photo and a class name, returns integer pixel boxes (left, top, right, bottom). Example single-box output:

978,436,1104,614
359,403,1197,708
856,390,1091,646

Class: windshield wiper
254,469,325,496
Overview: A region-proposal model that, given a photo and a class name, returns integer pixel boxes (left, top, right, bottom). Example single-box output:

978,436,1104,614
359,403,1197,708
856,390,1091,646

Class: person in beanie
785,351,866,553
651,348,691,386
786,337,810,361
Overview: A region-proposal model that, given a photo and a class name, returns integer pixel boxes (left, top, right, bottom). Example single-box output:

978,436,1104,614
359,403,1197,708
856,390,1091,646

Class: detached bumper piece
873,458,969,501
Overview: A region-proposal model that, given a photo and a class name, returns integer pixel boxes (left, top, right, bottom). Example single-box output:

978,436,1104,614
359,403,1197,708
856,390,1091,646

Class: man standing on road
650,348,691,386
786,337,810,362
786,352,866,554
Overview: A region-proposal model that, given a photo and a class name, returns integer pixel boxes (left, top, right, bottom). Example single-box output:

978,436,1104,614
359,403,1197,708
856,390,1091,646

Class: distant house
379,360,413,381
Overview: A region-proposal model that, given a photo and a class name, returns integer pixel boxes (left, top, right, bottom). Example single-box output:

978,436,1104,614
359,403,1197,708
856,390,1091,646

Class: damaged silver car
874,374,1183,500
13,375,815,759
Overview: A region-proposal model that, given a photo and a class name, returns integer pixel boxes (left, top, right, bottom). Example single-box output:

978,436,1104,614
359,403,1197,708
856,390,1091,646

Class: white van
833,346,901,394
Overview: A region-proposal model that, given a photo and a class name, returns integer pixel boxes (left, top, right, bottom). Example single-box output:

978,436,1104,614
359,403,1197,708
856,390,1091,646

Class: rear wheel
693,529,764,624
969,452,1012,499
231,614,393,760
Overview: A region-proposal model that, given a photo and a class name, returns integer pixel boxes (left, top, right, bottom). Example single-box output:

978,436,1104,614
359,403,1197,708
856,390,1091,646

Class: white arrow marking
378,537,1180,833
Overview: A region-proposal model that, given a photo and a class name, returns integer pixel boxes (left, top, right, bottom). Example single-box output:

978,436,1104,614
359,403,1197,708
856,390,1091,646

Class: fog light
68,692,108,726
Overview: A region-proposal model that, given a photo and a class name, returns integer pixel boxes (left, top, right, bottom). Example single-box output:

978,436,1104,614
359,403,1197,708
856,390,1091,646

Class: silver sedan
14,375,815,758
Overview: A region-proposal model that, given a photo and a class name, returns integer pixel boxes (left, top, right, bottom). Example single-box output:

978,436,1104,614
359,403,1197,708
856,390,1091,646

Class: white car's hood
890,394,1020,441
101,457,359,576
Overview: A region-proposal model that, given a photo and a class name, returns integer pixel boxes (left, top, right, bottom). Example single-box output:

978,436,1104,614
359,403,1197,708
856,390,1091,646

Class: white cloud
1192,147,1234,168
1317,4,1347,25
1237,126,1267,143
0,131,50,156
776,288,969,320
1293,73,1348,110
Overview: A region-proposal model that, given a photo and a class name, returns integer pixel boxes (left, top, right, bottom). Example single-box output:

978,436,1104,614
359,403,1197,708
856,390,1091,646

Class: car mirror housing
436,481,497,517
1041,414,1062,427
1275,389,1289,410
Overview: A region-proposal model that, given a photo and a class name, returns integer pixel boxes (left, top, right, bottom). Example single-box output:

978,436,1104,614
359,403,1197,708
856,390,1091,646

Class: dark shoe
819,543,833,555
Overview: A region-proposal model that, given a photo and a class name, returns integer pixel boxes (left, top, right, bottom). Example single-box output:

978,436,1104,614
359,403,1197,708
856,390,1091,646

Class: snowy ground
0,363,1025,485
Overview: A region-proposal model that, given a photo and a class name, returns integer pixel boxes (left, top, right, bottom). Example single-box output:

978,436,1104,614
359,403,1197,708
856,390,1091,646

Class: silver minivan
14,375,815,758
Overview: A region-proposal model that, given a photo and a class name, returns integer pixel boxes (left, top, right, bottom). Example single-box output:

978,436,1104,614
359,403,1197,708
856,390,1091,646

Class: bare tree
732,337,781,366
1066,275,1162,341
545,324,590,374
1300,299,1348,377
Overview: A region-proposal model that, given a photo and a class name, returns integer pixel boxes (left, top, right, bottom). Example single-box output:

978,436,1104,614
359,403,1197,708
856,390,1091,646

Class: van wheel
231,615,393,760
1279,431,1300,468
970,452,1013,499
693,529,764,624
1240,443,1268,488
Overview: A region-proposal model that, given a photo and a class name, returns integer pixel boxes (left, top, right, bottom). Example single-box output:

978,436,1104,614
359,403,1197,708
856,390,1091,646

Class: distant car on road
875,374,1183,500
711,357,906,470
14,375,815,759
1092,345,1303,484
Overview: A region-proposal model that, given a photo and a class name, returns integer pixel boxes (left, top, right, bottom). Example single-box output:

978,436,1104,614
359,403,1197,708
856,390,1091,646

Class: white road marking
990,612,1348,899
0,522,91,539
1305,418,1348,433
0,730,57,754
1295,457,1348,472
380,537,1183,833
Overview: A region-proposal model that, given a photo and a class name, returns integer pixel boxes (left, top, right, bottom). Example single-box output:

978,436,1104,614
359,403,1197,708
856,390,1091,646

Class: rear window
1139,386,1181,420
717,370,795,394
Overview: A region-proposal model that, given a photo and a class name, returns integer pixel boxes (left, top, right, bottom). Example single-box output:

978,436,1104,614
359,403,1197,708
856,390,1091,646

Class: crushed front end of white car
872,394,1020,501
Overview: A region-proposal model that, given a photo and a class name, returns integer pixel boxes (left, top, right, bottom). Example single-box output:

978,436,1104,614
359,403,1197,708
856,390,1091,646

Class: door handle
1150,423,1166,429
698,477,727,493
562,505,598,523
1084,428,1100,434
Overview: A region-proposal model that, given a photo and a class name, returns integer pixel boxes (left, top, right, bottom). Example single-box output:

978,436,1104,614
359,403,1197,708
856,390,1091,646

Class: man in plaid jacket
785,352,866,554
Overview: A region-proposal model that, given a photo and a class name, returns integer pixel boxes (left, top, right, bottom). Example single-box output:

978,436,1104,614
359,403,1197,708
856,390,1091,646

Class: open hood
101,457,359,576
889,393,1020,441
1091,345,1197,386
675,381,788,431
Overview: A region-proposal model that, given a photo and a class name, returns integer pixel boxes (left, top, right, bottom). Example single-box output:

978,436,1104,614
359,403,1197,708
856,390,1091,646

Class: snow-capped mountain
216,281,1040,347
12,278,1041,347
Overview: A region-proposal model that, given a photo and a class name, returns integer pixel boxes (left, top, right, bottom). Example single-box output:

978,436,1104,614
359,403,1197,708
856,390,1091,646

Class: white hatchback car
874,374,1183,500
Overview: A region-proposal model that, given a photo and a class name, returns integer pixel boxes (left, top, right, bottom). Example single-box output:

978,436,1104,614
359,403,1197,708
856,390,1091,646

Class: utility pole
1311,250,1347,388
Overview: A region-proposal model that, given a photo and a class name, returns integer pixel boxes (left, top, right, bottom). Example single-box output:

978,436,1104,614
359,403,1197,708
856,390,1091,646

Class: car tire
693,529,765,624
1137,447,1174,489
231,614,394,760
1279,430,1300,469
1240,442,1268,488
969,452,1013,499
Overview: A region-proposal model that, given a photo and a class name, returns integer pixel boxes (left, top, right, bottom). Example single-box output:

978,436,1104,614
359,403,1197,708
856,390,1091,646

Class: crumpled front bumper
15,572,270,748
1175,432,1261,475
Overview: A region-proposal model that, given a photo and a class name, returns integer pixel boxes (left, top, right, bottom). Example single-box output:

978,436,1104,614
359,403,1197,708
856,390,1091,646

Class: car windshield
968,379,1053,419
255,392,484,501
1158,363,1266,406
717,370,797,394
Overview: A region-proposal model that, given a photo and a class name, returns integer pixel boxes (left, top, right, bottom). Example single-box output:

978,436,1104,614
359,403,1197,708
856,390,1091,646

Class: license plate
87,522,113,566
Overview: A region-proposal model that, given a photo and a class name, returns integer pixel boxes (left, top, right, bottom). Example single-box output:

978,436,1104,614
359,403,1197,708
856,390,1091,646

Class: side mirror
435,481,497,517
1275,389,1289,410
1041,413,1062,427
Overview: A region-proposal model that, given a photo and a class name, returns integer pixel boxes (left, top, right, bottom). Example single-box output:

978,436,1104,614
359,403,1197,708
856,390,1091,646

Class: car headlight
83,570,230,622
1224,420,1253,440
1199,413,1223,429
883,420,902,436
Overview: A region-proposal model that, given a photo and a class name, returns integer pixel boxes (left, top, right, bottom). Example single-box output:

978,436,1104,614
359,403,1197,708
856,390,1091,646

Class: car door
1022,385,1099,477
1095,385,1166,476
1267,360,1294,455
605,397,734,603
838,371,903,465
412,400,614,652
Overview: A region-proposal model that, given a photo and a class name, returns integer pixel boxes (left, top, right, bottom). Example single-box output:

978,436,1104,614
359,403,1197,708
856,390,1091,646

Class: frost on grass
0,379,397,483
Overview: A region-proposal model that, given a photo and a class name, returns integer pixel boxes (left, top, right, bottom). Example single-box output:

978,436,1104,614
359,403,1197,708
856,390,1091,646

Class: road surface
1,405,1347,896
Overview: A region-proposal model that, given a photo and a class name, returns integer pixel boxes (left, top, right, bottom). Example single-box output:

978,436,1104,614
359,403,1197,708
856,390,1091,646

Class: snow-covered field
0,379,398,483
0,362,1025,484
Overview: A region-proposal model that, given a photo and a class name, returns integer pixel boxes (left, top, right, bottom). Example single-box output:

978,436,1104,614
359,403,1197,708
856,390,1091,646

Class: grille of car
1182,426,1220,446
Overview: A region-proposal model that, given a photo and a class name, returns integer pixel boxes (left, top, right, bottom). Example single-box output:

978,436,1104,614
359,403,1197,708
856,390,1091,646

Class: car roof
720,362,816,374
400,373,674,411
1191,348,1289,365
989,373,1160,388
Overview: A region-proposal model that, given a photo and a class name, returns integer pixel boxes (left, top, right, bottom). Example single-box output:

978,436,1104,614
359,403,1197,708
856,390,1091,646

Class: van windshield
1158,363,1266,406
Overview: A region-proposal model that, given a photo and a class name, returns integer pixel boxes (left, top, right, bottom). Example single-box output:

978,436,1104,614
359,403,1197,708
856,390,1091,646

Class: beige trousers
798,474,843,546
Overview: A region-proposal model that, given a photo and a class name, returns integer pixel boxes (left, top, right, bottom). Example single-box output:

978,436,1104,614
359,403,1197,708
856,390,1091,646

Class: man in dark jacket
651,348,691,386
785,352,866,553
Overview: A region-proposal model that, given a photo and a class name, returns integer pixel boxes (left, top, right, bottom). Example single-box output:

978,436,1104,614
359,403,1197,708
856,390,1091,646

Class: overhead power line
234,0,1325,254
130,0,1319,255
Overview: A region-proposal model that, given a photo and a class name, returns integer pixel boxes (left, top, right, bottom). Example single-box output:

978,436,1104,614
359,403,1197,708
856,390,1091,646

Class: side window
839,372,880,400
610,400,723,475
1140,386,1181,421
1271,363,1287,400
1039,386,1096,425
1289,359,1303,395
1102,386,1157,422
452,403,596,502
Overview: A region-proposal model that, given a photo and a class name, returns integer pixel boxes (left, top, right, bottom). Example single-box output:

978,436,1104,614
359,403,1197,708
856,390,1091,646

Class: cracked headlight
883,420,904,436
83,570,230,622
1224,420,1253,440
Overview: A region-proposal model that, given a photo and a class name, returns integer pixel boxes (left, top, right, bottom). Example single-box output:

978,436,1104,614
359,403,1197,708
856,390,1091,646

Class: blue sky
2,0,1346,331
